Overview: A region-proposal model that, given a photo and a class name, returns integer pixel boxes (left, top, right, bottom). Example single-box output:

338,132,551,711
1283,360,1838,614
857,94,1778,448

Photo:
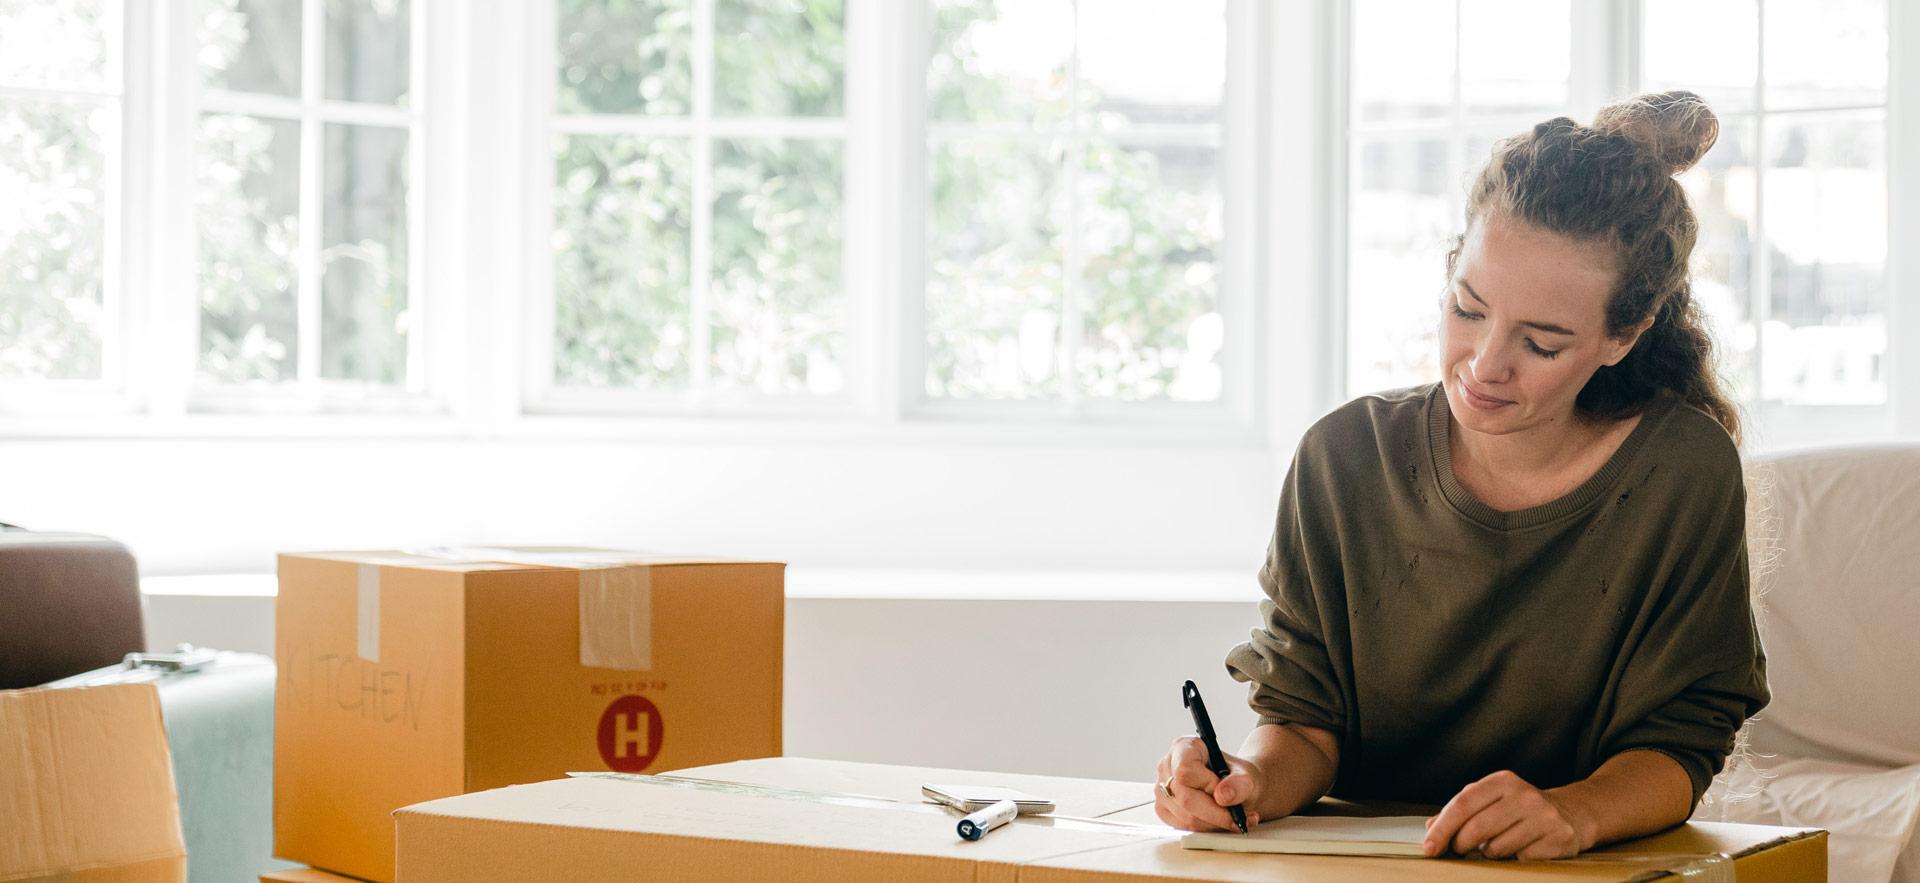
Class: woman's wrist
1542,782,1604,852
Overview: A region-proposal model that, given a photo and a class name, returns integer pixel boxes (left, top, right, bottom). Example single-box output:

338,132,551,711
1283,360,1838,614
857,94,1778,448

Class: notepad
1181,815,1432,857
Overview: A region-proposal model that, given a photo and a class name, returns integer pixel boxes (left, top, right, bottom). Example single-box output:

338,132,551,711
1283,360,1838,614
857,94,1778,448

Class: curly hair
1445,91,1742,446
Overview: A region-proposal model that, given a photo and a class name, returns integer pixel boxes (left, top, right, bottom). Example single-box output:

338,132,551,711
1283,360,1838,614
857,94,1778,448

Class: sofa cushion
1742,444,1920,769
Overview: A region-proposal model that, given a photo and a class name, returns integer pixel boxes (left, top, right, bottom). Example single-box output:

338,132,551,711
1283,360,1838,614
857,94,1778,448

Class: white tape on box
576,566,654,672
357,563,380,662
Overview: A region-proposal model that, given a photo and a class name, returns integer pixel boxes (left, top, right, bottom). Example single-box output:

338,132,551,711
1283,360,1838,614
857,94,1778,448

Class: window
0,0,122,385
543,0,849,403
195,0,421,393
925,0,1228,406
1644,0,1889,406
1343,0,1893,414
1344,0,1573,396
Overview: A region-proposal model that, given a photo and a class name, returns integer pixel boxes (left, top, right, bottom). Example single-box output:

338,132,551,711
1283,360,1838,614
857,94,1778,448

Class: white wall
142,584,1267,783
11,436,1283,576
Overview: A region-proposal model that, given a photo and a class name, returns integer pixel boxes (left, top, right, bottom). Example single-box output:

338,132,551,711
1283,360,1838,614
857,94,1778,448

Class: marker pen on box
956,799,1019,841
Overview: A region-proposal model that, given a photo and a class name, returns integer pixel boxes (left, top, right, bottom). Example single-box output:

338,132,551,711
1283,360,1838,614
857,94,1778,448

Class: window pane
1459,0,1568,119
928,0,1073,126
1076,141,1222,402
1346,137,1451,395
553,134,692,389
0,97,109,380
1352,0,1454,123
1642,0,1757,114
926,138,1067,400
198,113,300,383
1677,117,1758,400
557,0,691,116
0,0,113,89
201,0,301,97
713,0,844,118
325,0,409,106
1077,0,1224,129
322,123,409,384
1764,0,1886,110
1760,113,1885,404
709,138,844,394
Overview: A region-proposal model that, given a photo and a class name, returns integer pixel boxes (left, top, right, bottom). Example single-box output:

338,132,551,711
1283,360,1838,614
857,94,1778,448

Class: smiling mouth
1459,379,1513,406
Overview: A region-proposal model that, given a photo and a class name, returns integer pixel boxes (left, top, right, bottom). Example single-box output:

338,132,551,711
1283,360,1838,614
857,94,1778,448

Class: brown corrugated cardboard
392,757,1826,882
275,547,783,882
0,683,187,882
261,869,369,882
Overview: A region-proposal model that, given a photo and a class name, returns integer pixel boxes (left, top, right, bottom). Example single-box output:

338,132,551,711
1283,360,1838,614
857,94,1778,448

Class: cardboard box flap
674,757,1156,820
0,683,187,879
285,548,782,573
1020,819,1826,882
396,775,1160,865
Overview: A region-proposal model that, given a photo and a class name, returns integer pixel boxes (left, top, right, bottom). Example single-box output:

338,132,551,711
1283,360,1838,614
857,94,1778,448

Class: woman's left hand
1422,770,1594,860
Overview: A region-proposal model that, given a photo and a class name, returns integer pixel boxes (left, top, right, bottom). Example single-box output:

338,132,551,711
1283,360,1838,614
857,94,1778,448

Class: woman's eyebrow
1457,279,1577,337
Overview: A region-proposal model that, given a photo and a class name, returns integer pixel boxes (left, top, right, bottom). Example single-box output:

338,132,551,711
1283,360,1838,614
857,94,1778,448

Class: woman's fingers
1424,772,1512,856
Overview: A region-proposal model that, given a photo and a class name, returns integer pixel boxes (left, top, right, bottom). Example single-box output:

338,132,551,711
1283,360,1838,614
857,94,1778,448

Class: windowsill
140,568,1260,603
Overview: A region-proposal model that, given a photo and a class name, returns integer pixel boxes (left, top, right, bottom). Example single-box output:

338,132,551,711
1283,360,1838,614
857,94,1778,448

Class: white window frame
517,0,1268,440
0,0,138,415
147,0,442,418
1335,0,1920,448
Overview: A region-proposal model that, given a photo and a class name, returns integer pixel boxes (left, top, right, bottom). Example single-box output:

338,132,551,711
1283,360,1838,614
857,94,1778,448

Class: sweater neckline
1424,382,1675,531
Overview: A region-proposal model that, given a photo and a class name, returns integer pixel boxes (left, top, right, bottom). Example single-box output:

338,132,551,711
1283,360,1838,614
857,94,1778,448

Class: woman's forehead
1455,216,1616,320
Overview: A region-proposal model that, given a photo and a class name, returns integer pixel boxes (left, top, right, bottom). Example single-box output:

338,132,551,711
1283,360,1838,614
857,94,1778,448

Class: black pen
1182,679,1247,833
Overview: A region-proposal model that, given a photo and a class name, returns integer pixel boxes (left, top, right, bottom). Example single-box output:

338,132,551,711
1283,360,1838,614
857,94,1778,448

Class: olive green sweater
1224,383,1768,809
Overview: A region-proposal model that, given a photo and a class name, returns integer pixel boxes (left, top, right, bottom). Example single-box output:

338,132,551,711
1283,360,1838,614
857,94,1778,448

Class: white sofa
1697,444,1920,882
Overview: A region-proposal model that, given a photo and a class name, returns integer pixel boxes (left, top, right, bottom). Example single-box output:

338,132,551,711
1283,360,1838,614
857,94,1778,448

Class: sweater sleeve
1598,468,1770,810
1223,445,1346,734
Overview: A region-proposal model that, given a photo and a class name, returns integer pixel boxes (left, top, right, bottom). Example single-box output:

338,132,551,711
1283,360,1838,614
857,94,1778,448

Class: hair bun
1591,90,1720,176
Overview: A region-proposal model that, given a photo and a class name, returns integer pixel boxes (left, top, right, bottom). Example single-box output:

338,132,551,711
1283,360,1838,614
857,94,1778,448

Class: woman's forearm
1236,723,1340,820
1546,749,1694,850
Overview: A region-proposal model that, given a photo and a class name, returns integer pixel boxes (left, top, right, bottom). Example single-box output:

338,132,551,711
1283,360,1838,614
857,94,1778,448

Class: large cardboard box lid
395,758,1164,882
0,683,187,882
285,546,781,572
395,758,1824,882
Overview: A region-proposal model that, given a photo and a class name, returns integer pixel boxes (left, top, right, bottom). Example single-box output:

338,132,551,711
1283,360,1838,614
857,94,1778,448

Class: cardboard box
1,683,187,882
393,757,1827,882
275,547,784,882
262,869,369,882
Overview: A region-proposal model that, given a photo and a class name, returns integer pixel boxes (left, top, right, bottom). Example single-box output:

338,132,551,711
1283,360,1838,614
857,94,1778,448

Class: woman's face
1440,213,1645,439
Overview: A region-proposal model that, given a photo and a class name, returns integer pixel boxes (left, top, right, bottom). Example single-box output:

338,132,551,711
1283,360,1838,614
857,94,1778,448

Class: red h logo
596,695,664,772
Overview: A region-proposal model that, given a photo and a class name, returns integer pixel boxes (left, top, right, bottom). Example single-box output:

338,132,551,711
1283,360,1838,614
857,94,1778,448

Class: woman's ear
1603,317,1657,367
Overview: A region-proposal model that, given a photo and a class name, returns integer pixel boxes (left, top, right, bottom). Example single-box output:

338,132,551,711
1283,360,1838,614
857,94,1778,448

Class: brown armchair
0,527,144,689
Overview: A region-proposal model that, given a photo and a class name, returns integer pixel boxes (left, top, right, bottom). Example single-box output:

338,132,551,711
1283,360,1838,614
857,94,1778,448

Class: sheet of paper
1182,815,1432,856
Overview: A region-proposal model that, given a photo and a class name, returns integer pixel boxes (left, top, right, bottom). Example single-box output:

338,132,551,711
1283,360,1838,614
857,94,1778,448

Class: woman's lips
1459,379,1513,410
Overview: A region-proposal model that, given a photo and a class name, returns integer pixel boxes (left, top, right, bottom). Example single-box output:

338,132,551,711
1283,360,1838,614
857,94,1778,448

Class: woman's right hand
1154,736,1266,832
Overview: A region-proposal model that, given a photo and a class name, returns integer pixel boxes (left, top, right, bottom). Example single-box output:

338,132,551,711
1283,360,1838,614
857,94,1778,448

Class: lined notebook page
1182,815,1432,856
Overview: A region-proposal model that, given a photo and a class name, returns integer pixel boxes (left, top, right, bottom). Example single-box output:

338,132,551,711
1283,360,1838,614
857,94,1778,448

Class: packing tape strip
1545,851,1734,881
395,546,657,672
357,563,380,662
568,771,1174,838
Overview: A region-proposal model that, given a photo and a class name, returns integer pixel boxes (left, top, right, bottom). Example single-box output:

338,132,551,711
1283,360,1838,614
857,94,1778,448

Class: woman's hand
1153,736,1266,832
1422,770,1596,860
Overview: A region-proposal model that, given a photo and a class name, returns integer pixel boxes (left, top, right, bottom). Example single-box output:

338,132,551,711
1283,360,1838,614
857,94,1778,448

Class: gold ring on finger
1159,779,1174,798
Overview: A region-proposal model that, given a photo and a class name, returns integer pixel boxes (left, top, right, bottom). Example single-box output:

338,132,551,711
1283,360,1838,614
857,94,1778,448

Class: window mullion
896,0,929,417
147,0,201,417
689,0,715,397
1750,0,1770,402
1060,0,1084,411
1893,0,1920,433
296,0,325,387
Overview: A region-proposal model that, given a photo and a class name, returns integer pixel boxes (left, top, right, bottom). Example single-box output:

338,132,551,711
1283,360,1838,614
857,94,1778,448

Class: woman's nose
1470,336,1512,383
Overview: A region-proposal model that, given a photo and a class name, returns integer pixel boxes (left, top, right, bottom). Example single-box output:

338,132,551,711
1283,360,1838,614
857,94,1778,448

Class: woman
1154,91,1768,862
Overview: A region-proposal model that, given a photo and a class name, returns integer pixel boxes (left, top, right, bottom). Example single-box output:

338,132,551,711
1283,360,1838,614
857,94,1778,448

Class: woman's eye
1526,341,1562,359
1449,305,1479,320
